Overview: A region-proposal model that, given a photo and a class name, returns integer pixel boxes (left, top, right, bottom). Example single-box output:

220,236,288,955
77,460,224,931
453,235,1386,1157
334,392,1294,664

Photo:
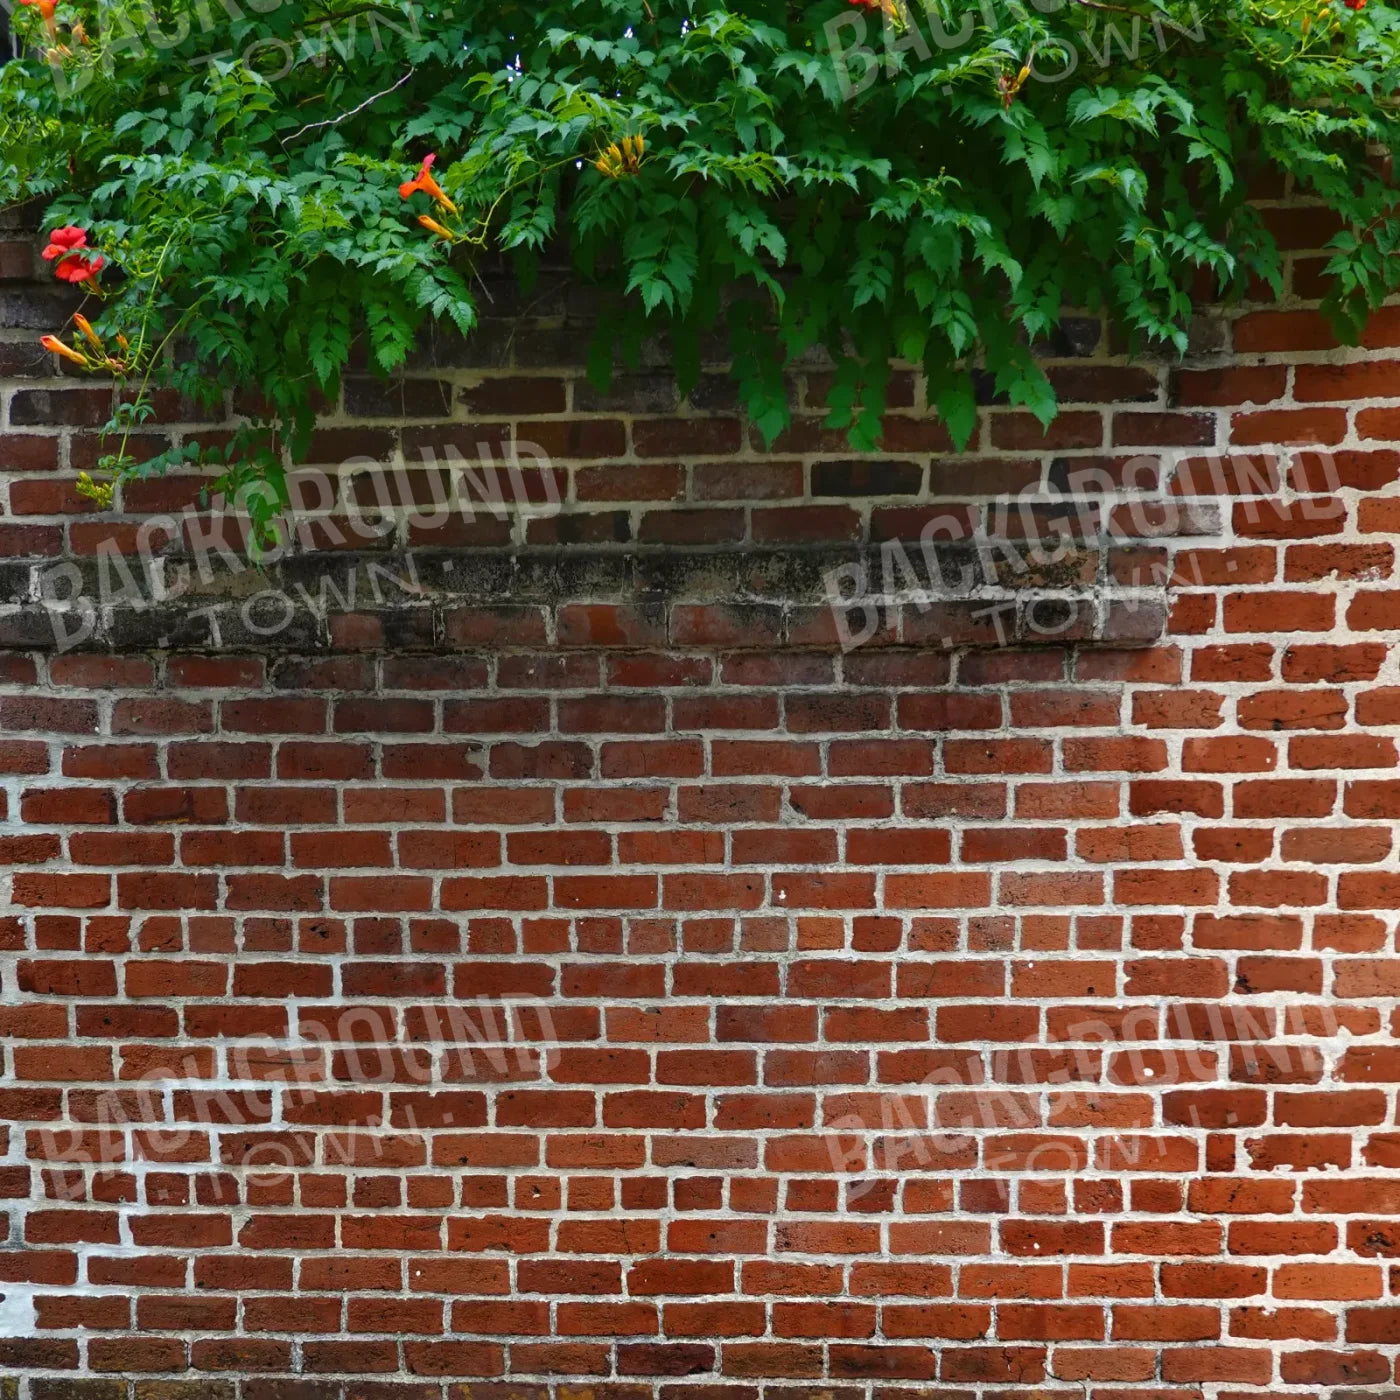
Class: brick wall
3,204,1400,1399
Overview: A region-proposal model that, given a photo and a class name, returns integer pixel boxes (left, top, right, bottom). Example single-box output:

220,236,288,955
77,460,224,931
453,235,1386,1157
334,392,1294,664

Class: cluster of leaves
2,0,1399,537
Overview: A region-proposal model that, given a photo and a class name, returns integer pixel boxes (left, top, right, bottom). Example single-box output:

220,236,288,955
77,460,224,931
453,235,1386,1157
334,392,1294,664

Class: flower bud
417,215,456,241
72,313,103,350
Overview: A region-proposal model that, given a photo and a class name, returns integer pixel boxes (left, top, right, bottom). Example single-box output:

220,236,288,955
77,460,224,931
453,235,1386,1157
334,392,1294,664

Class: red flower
53,252,104,284
1344,0,1365,11
398,153,458,215
42,226,87,260
42,227,103,284
19,0,59,21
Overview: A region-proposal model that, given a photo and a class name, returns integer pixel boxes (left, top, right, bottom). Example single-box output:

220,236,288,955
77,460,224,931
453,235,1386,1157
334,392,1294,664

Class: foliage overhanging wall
5,0,1400,528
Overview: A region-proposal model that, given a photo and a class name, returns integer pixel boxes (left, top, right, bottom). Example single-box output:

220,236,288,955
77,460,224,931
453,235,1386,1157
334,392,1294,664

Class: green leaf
925,362,978,452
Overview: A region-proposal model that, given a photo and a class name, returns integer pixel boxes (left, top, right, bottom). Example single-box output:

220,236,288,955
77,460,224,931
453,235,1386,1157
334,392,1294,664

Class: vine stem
281,68,414,145
103,228,205,476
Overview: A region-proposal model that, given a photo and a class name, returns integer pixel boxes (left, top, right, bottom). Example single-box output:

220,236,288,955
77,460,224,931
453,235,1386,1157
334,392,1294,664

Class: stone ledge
0,545,1168,654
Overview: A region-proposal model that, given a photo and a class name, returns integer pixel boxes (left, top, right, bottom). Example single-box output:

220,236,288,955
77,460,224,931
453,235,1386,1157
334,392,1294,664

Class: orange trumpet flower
399,154,458,216
40,334,89,367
